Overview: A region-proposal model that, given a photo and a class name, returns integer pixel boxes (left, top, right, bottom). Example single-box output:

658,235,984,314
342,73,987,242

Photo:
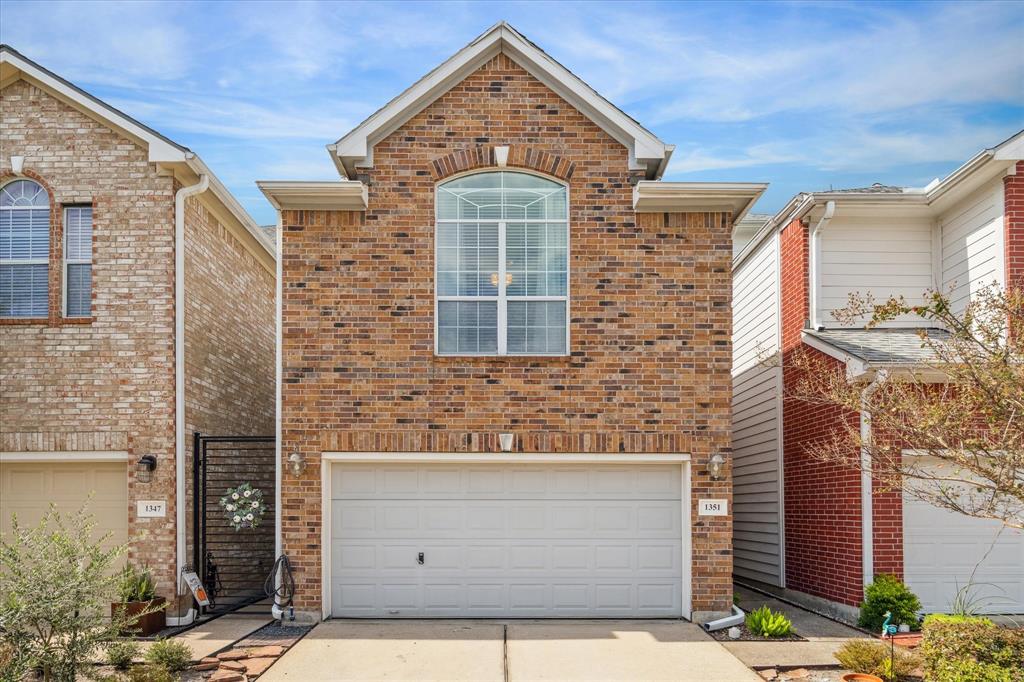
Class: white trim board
0,451,130,462
320,453,693,621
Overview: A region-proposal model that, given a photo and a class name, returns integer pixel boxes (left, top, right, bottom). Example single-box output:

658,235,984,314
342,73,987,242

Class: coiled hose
265,554,296,621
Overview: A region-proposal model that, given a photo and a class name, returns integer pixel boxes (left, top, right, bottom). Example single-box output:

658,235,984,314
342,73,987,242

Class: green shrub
834,639,919,680
744,605,793,638
105,639,142,670
858,574,921,632
921,613,1024,681
144,639,192,672
118,564,157,603
127,664,176,682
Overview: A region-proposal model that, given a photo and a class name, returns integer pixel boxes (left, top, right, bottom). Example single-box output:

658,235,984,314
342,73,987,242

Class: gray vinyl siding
732,233,784,586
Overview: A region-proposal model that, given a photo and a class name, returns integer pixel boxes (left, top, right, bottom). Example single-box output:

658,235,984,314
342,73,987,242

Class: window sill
0,317,94,326
434,353,571,359
0,317,49,325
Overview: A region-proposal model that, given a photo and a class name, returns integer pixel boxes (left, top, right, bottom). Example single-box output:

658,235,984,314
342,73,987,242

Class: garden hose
265,554,296,621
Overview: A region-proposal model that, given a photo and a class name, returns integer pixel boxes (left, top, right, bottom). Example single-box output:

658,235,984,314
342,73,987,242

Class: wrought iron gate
192,433,275,615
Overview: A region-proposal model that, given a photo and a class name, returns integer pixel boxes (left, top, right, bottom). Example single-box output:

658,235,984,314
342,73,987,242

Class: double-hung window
435,171,568,355
64,205,92,317
0,180,50,318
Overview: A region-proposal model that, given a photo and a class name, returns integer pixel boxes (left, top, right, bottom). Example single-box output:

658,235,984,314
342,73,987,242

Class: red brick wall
1005,160,1024,291
780,217,866,607
0,80,178,591
280,54,734,617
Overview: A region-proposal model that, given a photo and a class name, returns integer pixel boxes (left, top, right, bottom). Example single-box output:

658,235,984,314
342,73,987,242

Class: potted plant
111,565,166,636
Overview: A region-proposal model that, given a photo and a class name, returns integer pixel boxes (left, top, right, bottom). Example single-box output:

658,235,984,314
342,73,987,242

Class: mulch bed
708,623,806,642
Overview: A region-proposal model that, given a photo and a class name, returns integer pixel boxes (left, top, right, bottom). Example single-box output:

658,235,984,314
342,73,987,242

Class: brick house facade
263,23,764,623
732,131,1024,619
0,46,275,615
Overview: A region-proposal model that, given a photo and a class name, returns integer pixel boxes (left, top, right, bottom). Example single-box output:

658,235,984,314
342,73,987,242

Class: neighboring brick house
259,22,765,623
732,131,1024,620
0,46,275,620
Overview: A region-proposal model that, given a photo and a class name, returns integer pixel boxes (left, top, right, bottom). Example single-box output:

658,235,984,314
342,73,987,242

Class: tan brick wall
280,54,733,618
0,80,178,593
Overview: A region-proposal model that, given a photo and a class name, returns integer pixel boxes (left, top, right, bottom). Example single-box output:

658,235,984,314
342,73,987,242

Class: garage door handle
418,552,424,565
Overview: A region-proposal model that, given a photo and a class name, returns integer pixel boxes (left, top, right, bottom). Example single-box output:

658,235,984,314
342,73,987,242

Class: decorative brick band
429,145,576,182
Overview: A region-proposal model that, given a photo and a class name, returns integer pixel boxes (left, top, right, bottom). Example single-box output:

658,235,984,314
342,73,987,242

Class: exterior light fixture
708,454,726,481
136,455,157,483
288,452,306,477
498,433,515,452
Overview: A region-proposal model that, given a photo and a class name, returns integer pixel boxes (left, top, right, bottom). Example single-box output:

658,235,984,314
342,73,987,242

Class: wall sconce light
288,452,306,477
498,433,515,452
136,455,157,483
10,156,25,175
708,454,726,481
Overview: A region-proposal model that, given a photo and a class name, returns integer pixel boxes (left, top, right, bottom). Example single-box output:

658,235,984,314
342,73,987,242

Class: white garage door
904,493,1024,614
329,463,685,618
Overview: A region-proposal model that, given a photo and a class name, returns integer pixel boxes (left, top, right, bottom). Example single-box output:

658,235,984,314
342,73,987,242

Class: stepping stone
195,657,220,671
779,669,810,681
217,649,249,661
758,669,778,681
242,657,277,676
209,670,245,682
242,645,285,658
220,660,247,672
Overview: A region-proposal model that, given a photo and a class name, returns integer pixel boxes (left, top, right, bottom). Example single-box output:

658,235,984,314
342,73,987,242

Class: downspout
809,200,836,330
171,173,208,626
274,210,283,580
859,369,888,590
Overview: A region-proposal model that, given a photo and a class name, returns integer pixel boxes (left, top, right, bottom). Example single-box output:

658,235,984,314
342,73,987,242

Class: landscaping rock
758,669,778,680
209,669,245,682
195,657,221,671
242,645,285,658
241,657,277,676
217,649,249,661
220,660,247,672
778,669,811,680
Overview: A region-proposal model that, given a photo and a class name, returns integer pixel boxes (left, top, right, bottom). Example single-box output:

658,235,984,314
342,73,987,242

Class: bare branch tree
784,284,1024,529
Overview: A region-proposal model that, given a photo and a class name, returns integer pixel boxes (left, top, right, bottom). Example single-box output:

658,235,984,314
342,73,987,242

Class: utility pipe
172,173,209,625
703,605,746,632
859,369,888,589
808,200,836,329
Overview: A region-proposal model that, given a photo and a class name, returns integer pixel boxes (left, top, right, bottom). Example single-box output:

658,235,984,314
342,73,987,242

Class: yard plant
105,639,142,671
744,605,793,638
0,503,158,681
858,574,921,632
117,565,157,603
144,638,193,672
920,614,1024,682
834,639,919,681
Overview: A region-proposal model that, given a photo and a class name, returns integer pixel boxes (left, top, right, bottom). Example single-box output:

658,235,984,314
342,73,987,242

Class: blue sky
2,0,1022,225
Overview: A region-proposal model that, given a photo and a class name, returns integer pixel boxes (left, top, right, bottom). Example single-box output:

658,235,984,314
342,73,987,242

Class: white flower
243,490,252,498
251,501,259,509
231,492,239,500
232,515,241,523
245,513,254,521
227,504,235,511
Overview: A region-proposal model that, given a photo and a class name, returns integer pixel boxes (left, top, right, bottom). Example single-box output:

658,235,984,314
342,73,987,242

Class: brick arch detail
428,146,576,182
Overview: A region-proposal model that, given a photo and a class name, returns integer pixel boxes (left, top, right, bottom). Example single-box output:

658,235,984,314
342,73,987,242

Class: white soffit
257,181,368,211
633,181,768,221
330,22,670,180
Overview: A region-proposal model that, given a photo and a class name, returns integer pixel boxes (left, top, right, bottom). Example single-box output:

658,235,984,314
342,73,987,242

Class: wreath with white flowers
218,482,267,531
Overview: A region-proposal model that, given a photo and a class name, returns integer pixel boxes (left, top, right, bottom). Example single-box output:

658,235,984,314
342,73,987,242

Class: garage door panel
330,463,685,618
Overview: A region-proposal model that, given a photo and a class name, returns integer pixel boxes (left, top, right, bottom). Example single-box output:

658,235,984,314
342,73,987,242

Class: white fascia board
992,128,1024,161
800,331,872,380
331,23,668,179
0,47,188,164
257,180,368,211
186,155,276,259
633,181,767,215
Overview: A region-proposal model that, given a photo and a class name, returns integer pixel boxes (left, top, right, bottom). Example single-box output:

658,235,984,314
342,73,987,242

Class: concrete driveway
260,619,760,682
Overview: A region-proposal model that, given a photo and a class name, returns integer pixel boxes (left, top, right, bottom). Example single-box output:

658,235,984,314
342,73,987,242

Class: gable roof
329,22,673,181
0,44,275,264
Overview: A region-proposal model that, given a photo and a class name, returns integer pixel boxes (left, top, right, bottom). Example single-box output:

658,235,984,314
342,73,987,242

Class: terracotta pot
841,674,883,682
111,596,166,637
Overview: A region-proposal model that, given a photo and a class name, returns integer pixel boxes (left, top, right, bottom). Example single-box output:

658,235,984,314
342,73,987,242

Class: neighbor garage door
0,460,129,549
904,493,1024,614
329,463,684,617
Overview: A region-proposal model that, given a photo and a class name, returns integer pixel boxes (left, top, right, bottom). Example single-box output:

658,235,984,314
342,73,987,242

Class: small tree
788,285,1023,529
0,504,155,681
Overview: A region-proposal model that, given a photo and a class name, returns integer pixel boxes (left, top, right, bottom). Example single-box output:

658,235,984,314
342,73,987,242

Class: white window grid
63,205,92,318
434,173,570,357
0,179,50,318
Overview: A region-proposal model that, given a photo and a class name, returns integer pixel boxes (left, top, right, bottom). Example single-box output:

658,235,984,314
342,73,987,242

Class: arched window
0,179,50,318
435,171,568,355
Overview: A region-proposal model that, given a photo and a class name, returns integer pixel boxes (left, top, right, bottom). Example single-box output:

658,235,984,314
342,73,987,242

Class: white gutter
860,369,888,589
808,200,836,330
274,211,283,569
174,173,208,618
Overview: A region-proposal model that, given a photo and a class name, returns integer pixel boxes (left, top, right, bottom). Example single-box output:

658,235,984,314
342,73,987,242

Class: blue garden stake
881,611,898,681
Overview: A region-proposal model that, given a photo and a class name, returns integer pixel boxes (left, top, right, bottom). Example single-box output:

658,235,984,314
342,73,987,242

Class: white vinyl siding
731,233,784,586
63,205,92,318
0,179,50,318
939,181,1004,315
435,172,568,356
818,216,934,328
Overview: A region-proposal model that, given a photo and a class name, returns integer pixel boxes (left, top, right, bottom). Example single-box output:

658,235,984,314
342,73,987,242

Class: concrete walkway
142,613,272,661
723,586,869,669
260,619,761,682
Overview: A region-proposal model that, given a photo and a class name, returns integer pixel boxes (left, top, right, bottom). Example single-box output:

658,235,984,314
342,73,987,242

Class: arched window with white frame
0,179,50,318
435,171,569,355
